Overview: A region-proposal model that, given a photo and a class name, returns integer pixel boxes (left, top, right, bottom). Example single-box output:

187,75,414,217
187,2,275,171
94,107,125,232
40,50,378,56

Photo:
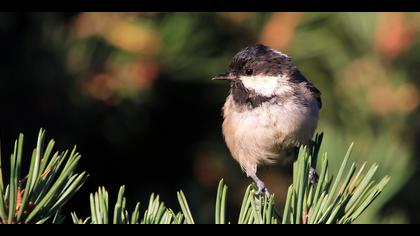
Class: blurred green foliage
1,12,420,223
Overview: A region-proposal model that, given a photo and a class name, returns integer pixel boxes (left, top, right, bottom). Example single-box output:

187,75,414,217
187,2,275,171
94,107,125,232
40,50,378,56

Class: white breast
222,95,319,176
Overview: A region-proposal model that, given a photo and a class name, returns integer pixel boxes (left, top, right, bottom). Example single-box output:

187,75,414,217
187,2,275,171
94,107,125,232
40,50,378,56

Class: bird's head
212,44,296,98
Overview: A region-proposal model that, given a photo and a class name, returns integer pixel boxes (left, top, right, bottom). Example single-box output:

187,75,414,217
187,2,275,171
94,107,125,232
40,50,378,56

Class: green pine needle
0,129,87,224
72,132,389,224
1,130,386,224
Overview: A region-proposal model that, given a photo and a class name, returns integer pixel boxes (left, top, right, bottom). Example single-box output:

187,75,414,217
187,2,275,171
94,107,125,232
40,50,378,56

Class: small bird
212,44,322,195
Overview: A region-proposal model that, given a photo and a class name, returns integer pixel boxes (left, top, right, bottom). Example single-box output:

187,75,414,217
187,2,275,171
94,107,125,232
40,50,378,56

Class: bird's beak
212,72,235,81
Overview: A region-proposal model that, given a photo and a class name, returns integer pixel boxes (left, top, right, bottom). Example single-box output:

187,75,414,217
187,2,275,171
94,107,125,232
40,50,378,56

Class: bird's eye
245,69,254,76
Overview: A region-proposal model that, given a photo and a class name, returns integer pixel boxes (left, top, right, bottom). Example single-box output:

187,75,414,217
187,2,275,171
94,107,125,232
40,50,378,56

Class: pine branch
72,133,390,224
72,186,185,224
0,128,87,224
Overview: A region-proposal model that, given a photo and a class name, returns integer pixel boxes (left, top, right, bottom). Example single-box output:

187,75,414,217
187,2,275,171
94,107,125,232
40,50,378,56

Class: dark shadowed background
1,12,420,223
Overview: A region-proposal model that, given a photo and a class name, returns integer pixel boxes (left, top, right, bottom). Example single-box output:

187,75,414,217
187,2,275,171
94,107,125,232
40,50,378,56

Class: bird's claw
250,173,270,197
255,183,270,197
253,187,270,207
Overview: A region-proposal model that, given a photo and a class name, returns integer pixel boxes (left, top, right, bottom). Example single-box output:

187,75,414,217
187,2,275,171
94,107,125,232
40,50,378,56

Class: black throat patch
230,80,275,108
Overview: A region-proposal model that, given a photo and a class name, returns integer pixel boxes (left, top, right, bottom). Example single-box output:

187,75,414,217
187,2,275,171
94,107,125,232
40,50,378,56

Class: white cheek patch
240,75,291,97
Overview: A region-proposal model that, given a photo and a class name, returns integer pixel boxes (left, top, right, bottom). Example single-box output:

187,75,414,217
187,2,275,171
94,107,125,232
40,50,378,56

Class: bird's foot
250,173,270,197
256,183,270,197
309,167,319,184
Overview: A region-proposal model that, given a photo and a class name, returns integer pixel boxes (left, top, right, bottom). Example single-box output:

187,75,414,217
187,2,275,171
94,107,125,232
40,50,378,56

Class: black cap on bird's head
212,44,294,82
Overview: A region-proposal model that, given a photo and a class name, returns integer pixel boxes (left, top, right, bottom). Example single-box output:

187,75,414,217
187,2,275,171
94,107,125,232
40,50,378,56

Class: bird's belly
269,102,318,147
222,110,279,174
222,102,318,174
228,103,316,145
